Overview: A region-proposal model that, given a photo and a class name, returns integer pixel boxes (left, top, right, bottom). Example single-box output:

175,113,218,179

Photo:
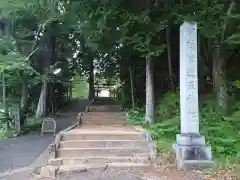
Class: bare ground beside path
0,98,89,174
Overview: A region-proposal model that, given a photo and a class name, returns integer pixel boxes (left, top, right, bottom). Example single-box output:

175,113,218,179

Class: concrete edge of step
36,99,96,178
34,164,59,178
36,162,152,178
48,99,94,160
85,99,95,113
47,155,151,167
57,162,152,175
126,113,157,162
133,126,157,162
0,167,33,178
47,122,81,160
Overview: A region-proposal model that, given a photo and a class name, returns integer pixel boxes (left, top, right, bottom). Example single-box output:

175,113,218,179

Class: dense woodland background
0,0,239,172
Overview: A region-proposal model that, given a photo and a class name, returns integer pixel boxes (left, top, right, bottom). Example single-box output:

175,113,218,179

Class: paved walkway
0,99,89,173
0,98,164,180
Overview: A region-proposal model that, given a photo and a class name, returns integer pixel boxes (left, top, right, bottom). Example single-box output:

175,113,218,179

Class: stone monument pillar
173,22,213,169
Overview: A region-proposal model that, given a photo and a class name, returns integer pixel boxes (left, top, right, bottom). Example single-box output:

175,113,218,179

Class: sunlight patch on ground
72,81,89,98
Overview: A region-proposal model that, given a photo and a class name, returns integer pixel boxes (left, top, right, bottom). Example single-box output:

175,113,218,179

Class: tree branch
31,24,44,52
221,0,236,41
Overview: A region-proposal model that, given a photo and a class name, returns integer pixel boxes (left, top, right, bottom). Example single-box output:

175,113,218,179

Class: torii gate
94,84,116,98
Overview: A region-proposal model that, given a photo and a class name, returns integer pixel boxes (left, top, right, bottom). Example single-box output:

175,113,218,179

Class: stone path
33,98,158,179
0,134,53,173
0,99,89,173
0,97,165,180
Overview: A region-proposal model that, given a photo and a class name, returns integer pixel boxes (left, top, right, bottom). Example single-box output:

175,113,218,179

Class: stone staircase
42,98,156,178
88,97,122,112
81,112,129,126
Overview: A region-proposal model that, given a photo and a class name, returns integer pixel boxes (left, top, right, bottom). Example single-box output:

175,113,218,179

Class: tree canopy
0,0,240,175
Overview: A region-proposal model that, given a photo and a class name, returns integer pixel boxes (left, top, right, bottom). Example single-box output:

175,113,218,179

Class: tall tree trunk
212,0,235,114
48,35,56,114
43,80,48,116
0,73,2,102
129,65,135,109
51,83,56,115
88,60,94,100
36,80,47,118
212,47,227,113
69,82,72,100
166,26,175,90
144,0,155,123
2,72,8,119
18,72,28,126
145,57,155,123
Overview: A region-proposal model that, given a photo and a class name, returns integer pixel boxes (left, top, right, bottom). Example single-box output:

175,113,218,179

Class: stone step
61,132,144,141
74,125,134,130
93,99,117,105
83,112,125,117
82,116,126,121
82,115,126,122
57,148,150,158
57,162,151,176
63,127,141,133
90,105,121,107
180,160,214,169
49,156,150,166
82,117,126,121
82,121,129,126
59,140,149,149
89,105,121,112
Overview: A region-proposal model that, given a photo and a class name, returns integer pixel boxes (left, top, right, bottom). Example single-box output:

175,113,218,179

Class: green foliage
149,116,180,141
127,92,240,167
72,78,89,98
156,91,180,119
20,122,42,135
0,127,18,139
0,116,42,139
126,107,145,125
233,80,240,88
228,31,240,44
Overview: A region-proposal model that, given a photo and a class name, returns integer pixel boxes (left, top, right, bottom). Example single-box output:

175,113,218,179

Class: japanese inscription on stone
180,22,199,133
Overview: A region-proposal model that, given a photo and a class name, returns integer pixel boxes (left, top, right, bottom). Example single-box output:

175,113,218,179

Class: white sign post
173,22,213,169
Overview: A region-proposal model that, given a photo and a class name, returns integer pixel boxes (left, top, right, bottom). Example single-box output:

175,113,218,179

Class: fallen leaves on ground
151,147,240,180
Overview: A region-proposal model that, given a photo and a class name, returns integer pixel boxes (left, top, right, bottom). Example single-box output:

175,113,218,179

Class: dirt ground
150,151,240,180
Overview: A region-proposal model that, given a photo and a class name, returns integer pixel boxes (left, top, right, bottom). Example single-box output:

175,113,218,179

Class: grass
0,116,43,139
19,117,43,135
72,79,89,98
0,127,18,139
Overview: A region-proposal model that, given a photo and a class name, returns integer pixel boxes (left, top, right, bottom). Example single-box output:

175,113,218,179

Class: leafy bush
0,126,18,139
20,117,43,135
126,107,145,125
20,122,42,135
156,91,180,119
149,116,180,140
0,116,43,139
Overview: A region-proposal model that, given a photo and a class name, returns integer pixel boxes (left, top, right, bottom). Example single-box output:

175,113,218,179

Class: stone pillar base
173,133,213,169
